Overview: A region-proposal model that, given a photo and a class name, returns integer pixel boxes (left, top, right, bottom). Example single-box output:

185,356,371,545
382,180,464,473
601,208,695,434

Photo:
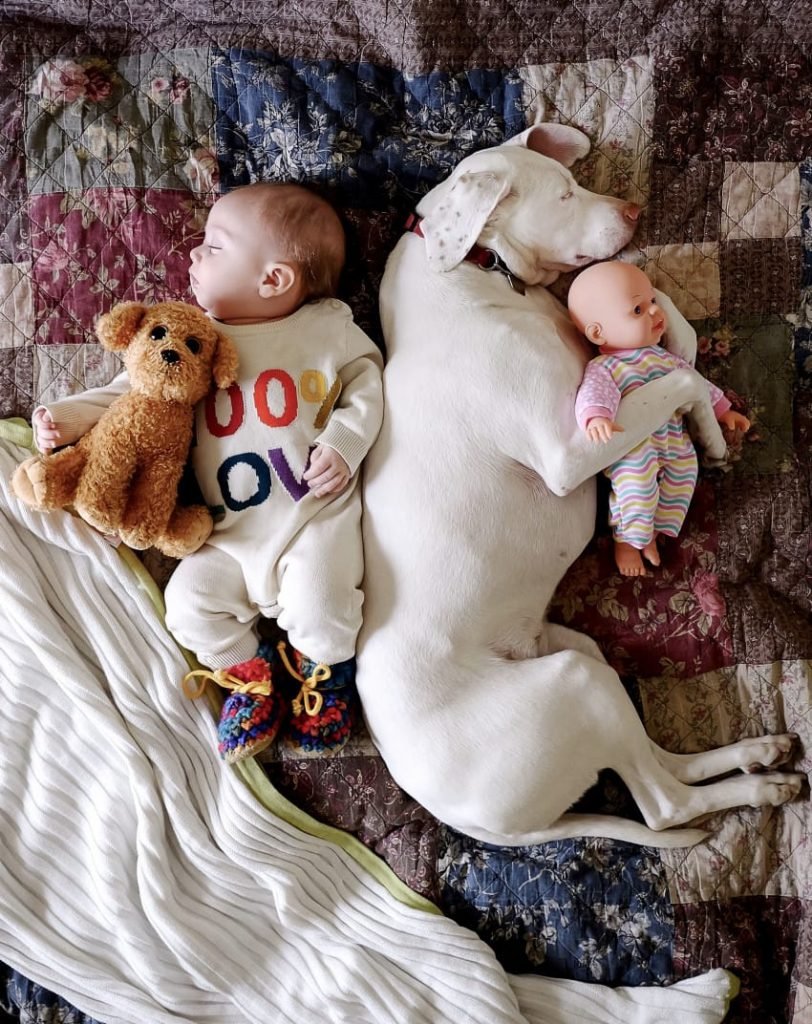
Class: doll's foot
275,641,358,755
614,540,648,577
183,655,287,763
642,537,661,567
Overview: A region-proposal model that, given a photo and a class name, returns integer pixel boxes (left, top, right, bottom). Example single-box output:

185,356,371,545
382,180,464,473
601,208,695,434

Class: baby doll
568,261,750,577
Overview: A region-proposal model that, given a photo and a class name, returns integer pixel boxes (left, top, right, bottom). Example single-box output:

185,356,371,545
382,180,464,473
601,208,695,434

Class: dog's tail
466,813,709,849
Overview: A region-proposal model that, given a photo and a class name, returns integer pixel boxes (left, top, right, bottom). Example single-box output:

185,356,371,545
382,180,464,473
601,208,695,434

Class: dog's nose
160,349,181,364
622,203,642,222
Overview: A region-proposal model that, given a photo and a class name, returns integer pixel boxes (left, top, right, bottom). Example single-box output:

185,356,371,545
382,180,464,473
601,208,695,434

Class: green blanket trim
0,419,437,916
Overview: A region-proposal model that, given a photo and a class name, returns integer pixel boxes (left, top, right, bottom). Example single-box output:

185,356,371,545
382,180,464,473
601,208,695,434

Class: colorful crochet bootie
182,655,287,764
275,641,358,755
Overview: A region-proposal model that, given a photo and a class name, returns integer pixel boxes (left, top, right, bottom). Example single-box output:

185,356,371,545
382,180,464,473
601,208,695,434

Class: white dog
357,124,803,848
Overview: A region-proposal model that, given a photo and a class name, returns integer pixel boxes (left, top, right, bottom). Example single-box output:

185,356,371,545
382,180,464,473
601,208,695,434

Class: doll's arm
575,361,621,434
33,371,130,451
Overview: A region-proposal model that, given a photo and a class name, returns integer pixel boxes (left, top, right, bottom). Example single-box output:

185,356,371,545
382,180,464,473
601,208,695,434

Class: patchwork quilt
1,2,810,1022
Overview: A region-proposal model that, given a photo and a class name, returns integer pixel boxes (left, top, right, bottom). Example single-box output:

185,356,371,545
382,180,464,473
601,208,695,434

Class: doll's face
568,262,667,350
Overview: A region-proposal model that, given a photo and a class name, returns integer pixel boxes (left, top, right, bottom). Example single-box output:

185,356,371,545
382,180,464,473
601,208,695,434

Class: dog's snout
160,349,181,365
622,203,642,223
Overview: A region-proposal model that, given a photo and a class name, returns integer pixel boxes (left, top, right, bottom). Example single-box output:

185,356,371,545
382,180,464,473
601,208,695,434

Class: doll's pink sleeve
575,360,620,430
670,353,731,419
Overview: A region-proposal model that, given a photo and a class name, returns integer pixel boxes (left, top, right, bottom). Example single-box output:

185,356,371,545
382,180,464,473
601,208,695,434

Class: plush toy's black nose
160,349,181,364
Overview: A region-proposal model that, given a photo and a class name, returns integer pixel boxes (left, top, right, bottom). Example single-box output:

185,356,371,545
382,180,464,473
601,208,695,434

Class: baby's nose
190,245,201,263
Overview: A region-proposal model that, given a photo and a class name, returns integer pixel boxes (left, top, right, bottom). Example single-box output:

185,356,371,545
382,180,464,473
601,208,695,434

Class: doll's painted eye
150,325,168,341
185,336,201,354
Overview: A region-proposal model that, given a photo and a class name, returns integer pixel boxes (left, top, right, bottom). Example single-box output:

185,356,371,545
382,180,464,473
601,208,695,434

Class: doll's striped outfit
575,346,730,550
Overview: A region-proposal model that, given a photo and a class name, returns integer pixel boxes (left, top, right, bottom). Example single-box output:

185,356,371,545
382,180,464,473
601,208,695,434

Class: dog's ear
504,124,591,168
421,169,510,273
96,302,148,351
210,329,239,388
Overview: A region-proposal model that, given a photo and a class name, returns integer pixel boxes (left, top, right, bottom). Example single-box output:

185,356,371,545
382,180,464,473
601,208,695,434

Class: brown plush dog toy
12,300,238,558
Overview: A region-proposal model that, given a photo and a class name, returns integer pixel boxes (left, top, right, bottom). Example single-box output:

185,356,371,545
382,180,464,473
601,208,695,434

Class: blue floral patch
438,828,674,985
1,963,101,1023
211,50,524,204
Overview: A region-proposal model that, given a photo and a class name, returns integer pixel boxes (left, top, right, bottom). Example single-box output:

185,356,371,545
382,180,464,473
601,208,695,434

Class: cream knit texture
0,430,736,1024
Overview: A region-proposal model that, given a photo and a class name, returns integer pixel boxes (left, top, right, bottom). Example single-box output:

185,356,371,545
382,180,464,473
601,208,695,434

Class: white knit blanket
0,429,736,1024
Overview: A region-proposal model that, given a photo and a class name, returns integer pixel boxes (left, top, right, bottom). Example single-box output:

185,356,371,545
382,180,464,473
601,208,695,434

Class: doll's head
189,182,346,325
567,261,667,350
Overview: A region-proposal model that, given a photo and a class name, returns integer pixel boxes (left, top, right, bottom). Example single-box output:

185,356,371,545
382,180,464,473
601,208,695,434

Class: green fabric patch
692,315,796,474
25,50,216,193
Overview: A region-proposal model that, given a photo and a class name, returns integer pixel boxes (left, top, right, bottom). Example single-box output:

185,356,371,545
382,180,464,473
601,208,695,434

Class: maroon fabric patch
0,37,28,264
551,478,735,679
647,162,723,245
263,754,441,902
673,897,805,1023
0,347,34,419
653,54,812,164
715,467,812,664
28,188,210,345
720,239,803,318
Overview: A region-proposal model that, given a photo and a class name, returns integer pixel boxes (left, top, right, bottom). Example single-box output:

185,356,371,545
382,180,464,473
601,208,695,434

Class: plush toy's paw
117,523,160,551
11,456,58,509
154,504,213,558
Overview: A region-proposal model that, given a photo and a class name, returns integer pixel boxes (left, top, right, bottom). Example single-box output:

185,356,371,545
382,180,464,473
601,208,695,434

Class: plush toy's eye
150,325,168,341
185,336,201,355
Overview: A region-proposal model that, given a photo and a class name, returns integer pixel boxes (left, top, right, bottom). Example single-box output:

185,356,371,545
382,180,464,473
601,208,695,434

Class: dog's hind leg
617,750,804,830
651,733,798,783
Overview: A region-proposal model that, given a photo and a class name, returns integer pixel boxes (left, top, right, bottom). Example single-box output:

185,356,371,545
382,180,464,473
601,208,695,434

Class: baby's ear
96,302,148,351
211,330,239,388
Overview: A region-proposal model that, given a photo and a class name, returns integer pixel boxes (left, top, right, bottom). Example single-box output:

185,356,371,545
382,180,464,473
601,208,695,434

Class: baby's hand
304,444,351,497
32,408,62,452
585,417,624,444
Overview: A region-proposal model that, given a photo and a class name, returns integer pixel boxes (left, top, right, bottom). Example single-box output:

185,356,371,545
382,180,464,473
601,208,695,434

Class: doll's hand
585,417,624,444
304,444,351,497
32,408,62,452
718,409,751,438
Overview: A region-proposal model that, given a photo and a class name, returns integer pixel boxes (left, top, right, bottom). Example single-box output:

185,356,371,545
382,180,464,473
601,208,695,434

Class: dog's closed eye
185,336,201,354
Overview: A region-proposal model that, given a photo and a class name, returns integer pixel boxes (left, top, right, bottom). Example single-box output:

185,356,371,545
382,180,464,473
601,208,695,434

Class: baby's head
189,182,346,324
567,261,667,351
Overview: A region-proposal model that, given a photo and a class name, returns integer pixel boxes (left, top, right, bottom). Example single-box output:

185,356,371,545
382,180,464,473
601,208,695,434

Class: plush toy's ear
96,302,148,351
421,168,511,273
211,329,239,388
